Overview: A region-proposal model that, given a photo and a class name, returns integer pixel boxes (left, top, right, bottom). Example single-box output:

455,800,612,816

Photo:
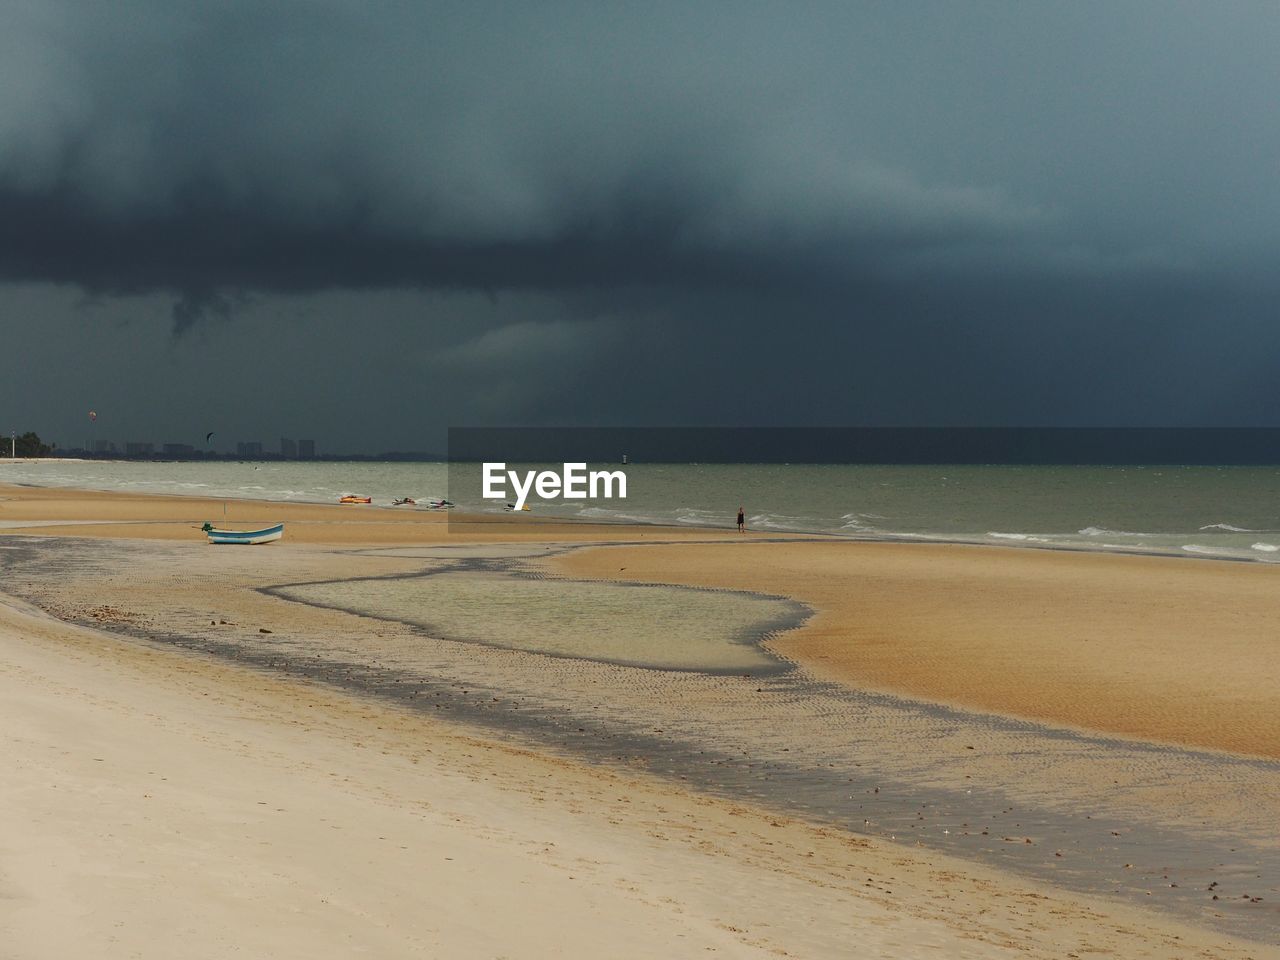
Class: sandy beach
1,482,1277,957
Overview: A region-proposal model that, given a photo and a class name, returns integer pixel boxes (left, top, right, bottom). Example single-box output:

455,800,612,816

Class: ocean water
5,459,1280,561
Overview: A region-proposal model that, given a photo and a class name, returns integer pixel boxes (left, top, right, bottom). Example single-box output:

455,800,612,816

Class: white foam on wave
574,505,656,524
1181,544,1219,556
1079,526,1153,538
1252,542,1280,552
839,518,877,531
575,506,623,519
749,513,815,530
1199,523,1260,532
675,508,728,526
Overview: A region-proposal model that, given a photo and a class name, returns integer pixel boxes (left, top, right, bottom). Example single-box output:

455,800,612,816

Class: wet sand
556,540,1280,759
14,483,1280,760
1,482,1278,956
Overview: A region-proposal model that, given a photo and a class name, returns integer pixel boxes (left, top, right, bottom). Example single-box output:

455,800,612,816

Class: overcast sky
2,1,1280,453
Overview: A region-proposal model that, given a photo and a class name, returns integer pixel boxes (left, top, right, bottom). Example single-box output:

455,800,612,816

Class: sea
5,458,1280,562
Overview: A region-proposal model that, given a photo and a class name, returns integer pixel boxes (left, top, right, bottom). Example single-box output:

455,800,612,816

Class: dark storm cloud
4,0,1280,440
0,0,1089,329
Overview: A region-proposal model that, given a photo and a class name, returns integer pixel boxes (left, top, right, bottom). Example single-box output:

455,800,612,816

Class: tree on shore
9,432,51,457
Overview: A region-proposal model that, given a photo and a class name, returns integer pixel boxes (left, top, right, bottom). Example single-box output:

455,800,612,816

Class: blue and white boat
201,522,284,545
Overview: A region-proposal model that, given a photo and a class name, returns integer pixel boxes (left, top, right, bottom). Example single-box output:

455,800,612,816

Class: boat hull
206,523,284,545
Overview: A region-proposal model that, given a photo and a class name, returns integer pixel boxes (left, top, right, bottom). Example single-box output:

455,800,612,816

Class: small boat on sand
201,522,284,545
339,495,372,504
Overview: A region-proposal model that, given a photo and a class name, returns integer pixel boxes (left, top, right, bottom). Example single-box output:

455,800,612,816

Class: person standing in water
737,505,745,532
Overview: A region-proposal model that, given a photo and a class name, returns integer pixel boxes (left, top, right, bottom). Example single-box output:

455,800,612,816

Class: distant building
236,441,263,458
125,442,154,456
298,439,316,459
280,437,298,458
162,443,195,456
93,440,117,454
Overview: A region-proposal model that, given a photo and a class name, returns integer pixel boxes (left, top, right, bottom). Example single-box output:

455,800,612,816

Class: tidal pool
275,570,800,672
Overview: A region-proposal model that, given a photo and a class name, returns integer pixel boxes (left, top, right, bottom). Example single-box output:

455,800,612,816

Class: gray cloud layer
3,1,1280,443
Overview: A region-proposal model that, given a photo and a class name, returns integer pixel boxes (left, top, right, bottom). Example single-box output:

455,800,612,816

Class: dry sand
1,482,1278,957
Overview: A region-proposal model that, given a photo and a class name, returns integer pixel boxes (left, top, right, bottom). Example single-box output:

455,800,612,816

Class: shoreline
8,476,1280,567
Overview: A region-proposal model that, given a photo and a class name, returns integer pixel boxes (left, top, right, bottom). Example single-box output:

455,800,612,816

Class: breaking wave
839,513,884,531
1078,526,1153,538
986,532,1052,543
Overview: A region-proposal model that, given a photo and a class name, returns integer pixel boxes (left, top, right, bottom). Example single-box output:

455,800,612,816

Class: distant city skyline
50,434,322,457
